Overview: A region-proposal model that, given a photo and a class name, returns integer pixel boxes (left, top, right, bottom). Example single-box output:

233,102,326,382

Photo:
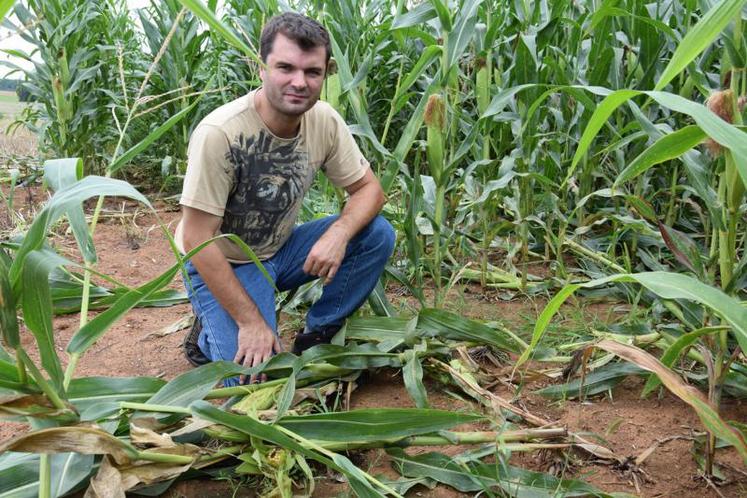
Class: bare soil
1,185,746,497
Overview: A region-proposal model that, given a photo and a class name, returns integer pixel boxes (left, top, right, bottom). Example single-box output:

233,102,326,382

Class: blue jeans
182,215,395,386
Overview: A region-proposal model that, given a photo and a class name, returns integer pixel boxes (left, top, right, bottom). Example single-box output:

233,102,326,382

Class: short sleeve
180,124,233,217
322,109,369,188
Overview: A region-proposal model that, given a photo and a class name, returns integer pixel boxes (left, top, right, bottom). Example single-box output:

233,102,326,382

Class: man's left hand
303,224,349,284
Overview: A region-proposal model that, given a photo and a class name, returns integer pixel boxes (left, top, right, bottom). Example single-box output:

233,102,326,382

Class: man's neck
254,89,302,138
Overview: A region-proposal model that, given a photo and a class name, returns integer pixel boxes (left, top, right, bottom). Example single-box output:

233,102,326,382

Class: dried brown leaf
120,445,199,489
0,426,136,464
0,394,77,420
84,456,126,498
130,422,176,449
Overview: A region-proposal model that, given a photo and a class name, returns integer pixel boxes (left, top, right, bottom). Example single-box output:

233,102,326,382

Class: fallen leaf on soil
142,314,193,340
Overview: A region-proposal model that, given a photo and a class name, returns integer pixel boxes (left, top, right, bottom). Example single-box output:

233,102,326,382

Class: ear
325,58,338,77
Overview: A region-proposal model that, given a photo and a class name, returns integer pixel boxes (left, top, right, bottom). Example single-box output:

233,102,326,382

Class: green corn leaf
388,449,485,492
367,279,396,317
0,0,16,21
65,260,182,355
0,250,19,350
146,361,245,410
469,459,616,497
417,308,522,352
614,125,707,187
382,76,440,193
0,453,38,498
174,0,261,64
403,350,429,408
641,327,727,397
391,1,437,30
43,158,95,264
390,449,616,496
0,452,93,498
20,249,71,391
68,376,166,415
278,408,480,443
49,453,94,498
655,0,746,91
428,0,451,31
344,316,415,345
536,362,644,399
445,0,481,72
567,89,639,182
109,100,200,174
392,45,441,115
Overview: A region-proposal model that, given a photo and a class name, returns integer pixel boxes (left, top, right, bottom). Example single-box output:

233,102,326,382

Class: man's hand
234,322,282,384
303,224,350,284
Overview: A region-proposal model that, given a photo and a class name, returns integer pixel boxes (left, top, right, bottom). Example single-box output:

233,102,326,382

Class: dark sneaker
183,316,210,366
291,325,341,355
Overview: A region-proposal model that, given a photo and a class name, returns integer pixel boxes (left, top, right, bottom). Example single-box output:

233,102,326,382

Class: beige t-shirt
175,90,369,262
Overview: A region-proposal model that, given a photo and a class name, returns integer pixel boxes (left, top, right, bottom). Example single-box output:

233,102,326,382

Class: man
175,13,395,385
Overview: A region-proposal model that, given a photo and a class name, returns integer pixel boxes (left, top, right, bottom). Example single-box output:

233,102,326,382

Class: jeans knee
369,215,396,257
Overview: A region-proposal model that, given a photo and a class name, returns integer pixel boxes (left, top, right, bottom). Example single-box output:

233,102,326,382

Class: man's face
260,33,327,117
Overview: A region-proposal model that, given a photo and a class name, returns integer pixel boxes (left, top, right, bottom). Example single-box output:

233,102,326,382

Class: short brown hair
260,13,331,63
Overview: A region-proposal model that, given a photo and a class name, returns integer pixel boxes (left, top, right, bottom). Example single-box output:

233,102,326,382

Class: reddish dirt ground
1,185,746,497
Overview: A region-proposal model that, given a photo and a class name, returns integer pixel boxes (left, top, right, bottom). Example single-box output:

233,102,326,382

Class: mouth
284,93,308,100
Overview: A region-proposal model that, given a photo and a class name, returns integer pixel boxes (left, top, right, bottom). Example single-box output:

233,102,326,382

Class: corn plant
512,0,747,477
2,0,143,170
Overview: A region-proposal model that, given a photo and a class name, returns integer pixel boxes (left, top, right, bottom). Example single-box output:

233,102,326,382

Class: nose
290,70,307,89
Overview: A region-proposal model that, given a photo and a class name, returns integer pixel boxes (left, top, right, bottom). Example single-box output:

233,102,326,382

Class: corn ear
323,73,341,112
476,64,490,115
202,424,251,442
232,383,281,414
424,94,446,183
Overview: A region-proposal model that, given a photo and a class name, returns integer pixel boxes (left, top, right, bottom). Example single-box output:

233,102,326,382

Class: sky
0,0,151,79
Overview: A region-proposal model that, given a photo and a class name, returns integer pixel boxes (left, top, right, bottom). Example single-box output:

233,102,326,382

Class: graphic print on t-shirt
221,129,313,253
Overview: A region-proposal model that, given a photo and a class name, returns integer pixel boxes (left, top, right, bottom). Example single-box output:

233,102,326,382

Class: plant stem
319,428,567,451
563,238,626,273
17,350,67,411
380,58,405,146
120,402,191,414
134,450,194,465
38,454,51,498
15,350,27,384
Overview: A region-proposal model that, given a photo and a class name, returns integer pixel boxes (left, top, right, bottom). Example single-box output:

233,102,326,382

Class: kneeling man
175,13,395,385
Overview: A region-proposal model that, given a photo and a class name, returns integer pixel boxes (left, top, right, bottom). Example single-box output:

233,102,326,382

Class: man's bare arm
181,206,280,380
303,169,386,283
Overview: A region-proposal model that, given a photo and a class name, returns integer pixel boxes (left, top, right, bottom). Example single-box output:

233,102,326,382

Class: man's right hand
235,322,282,384
181,206,280,383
